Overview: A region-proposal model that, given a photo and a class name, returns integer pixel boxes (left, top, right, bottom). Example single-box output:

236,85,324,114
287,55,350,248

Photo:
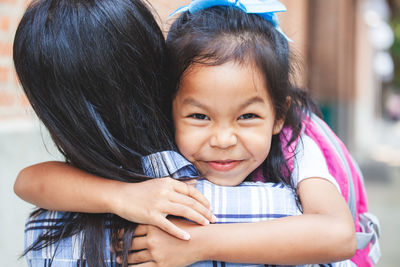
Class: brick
0,66,9,83
0,42,12,56
0,16,10,32
0,0,18,5
0,90,17,106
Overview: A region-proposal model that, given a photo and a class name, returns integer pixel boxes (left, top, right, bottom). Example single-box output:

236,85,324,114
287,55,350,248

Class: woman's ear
273,96,291,135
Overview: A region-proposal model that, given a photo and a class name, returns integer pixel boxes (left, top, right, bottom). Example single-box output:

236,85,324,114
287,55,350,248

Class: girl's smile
206,160,243,172
173,62,284,186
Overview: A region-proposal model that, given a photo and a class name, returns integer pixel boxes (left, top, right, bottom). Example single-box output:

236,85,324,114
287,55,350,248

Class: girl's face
173,62,284,186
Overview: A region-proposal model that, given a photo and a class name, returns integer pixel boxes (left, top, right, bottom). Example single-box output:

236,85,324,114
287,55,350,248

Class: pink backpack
281,113,381,267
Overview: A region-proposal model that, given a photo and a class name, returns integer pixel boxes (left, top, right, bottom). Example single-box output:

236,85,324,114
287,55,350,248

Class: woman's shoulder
25,211,78,261
25,210,69,234
24,210,112,264
196,179,291,189
194,179,301,224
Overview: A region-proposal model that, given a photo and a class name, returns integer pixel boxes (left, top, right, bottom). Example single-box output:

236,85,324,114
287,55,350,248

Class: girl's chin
204,175,247,187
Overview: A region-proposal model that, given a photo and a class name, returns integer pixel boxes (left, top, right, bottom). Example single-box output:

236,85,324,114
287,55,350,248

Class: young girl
14,0,356,266
116,2,357,266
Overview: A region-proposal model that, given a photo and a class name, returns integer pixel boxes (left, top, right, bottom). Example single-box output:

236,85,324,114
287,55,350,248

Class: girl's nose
209,127,238,149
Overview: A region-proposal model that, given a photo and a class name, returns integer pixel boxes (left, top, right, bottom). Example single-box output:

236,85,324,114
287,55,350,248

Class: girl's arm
14,161,215,240
125,178,356,266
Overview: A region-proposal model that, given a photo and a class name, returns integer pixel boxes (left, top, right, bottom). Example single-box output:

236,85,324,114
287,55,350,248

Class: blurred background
0,0,399,266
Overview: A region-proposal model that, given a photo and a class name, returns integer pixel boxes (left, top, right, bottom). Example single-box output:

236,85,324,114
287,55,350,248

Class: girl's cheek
174,128,192,150
175,127,206,153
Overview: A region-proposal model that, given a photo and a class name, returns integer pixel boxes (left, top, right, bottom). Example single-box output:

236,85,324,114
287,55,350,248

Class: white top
291,134,341,193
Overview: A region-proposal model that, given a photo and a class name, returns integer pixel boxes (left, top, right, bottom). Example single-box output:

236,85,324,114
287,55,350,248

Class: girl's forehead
180,61,267,90
176,62,270,103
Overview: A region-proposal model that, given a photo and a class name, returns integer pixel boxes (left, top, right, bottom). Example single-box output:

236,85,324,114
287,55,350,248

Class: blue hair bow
170,0,292,42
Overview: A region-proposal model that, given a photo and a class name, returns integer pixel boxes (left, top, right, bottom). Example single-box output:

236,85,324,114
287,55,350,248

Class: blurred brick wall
0,0,191,124
0,0,31,122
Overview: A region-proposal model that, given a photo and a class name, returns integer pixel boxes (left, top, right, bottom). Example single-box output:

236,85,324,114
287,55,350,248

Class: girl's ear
273,96,291,135
273,118,285,135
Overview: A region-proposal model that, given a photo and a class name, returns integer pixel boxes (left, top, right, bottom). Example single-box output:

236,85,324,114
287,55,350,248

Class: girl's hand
116,219,203,267
110,178,215,240
15,162,213,240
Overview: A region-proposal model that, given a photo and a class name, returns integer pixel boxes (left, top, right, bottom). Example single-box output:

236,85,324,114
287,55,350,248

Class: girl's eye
238,113,259,120
189,113,209,120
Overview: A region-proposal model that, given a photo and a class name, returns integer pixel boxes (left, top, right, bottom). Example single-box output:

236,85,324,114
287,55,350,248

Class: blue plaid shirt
25,151,354,267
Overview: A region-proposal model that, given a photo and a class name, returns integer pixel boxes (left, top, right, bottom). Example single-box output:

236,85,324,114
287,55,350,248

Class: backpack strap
308,113,357,220
308,114,381,264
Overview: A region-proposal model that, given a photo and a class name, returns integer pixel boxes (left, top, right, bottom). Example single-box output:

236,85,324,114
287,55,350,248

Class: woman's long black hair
13,0,175,265
166,7,321,189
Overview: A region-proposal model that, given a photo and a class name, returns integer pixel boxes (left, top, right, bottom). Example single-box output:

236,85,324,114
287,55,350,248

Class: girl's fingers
130,236,148,251
119,225,147,239
126,249,153,264
116,252,153,265
131,262,156,267
174,179,211,210
117,236,148,251
170,192,215,224
134,225,148,237
153,215,191,240
167,202,214,229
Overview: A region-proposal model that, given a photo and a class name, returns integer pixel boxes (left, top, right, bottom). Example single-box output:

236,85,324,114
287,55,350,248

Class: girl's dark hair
13,0,174,265
166,7,321,188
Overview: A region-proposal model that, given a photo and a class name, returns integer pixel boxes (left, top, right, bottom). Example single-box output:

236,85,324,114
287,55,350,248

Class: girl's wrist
104,180,147,223
102,179,126,215
186,223,216,262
